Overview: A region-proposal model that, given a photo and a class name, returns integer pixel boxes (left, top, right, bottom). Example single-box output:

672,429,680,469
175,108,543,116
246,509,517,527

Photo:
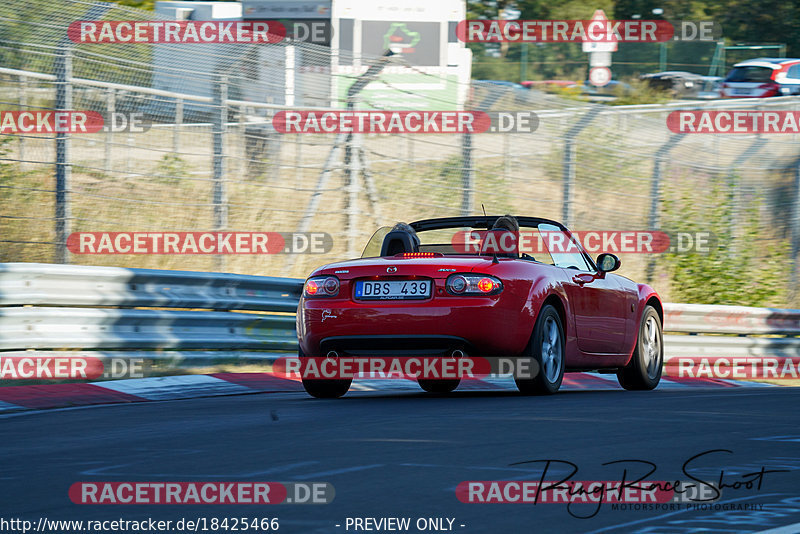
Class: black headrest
380,231,419,256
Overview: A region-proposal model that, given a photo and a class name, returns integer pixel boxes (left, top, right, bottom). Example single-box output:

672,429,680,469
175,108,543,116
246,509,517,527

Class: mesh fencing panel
2,0,800,305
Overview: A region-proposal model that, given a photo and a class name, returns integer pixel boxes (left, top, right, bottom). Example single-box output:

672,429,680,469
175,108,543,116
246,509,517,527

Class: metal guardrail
0,307,296,351
0,66,332,112
0,262,303,312
0,263,301,359
663,303,800,361
663,335,800,359
1,263,799,363
664,303,800,335
7,66,794,118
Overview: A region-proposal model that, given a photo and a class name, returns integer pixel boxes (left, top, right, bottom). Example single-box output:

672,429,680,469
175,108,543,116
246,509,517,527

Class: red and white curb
351,373,773,392
0,373,773,414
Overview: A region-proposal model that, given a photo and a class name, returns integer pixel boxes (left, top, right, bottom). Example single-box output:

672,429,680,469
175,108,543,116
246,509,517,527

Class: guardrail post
562,137,575,227
561,108,602,228
287,50,394,270
51,2,109,263
54,46,73,264
238,104,246,180
407,135,415,172
294,133,302,182
646,134,684,283
17,75,26,169
460,132,473,216
503,132,511,179
104,88,114,174
212,75,228,271
173,98,183,154
126,133,133,175
345,130,362,258
727,138,765,253
285,45,295,107
792,163,800,304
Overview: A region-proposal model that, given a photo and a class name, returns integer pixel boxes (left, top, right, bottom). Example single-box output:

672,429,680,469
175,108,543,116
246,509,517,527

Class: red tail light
757,82,779,96
445,274,503,296
304,276,339,297
305,279,320,295
477,278,495,293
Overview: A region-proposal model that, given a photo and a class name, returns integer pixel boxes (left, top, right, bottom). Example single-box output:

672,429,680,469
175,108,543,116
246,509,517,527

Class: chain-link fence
2,0,800,306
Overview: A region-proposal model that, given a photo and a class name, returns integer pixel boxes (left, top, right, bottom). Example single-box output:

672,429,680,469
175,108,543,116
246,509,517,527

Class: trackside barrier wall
0,263,302,360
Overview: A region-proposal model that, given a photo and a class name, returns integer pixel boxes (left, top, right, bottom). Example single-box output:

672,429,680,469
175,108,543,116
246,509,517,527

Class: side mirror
596,253,621,273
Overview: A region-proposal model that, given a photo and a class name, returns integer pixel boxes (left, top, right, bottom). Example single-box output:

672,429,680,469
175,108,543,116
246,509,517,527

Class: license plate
355,280,431,300
734,88,751,95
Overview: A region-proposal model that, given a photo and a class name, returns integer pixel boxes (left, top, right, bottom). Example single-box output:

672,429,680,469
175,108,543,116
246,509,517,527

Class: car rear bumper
318,335,472,357
297,297,533,357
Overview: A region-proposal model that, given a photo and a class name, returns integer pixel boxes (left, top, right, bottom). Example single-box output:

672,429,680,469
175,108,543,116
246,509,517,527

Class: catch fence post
54,46,73,264
212,74,229,271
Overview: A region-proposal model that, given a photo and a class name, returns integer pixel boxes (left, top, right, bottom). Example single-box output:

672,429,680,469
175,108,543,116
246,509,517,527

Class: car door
539,224,628,354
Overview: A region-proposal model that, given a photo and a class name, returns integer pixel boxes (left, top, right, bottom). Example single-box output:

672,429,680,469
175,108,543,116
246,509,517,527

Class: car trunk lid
313,255,497,280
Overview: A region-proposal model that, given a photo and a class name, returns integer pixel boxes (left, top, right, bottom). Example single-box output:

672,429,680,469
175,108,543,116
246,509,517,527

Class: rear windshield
725,66,775,83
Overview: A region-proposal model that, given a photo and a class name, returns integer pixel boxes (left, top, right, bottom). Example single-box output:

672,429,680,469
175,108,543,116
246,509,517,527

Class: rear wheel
515,304,565,395
418,378,460,393
617,305,663,390
299,348,352,398
302,377,352,398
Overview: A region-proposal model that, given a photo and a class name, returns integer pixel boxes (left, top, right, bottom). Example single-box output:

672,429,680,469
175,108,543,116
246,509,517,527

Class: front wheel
515,304,565,395
617,305,663,390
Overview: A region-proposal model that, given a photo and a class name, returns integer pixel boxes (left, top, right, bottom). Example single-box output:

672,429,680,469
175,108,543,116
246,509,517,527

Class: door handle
573,276,588,285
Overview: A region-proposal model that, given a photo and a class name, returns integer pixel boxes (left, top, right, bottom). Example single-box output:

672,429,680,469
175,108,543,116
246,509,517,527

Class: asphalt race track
2,385,800,534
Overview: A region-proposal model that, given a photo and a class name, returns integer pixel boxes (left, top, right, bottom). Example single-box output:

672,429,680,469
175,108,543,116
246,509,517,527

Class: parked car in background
640,71,708,98
695,76,723,99
721,58,800,98
520,80,576,89
571,80,633,99
472,79,541,107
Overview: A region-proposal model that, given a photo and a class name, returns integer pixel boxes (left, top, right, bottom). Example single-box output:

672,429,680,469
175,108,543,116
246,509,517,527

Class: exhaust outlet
326,350,339,361
451,349,465,359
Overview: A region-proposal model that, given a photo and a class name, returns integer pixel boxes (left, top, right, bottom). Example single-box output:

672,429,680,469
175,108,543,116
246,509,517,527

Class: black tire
515,304,565,395
298,347,352,398
302,377,352,398
617,305,663,390
418,378,460,393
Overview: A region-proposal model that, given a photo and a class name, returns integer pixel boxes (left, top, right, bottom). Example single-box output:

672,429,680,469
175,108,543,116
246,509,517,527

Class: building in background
154,0,471,110
153,1,245,112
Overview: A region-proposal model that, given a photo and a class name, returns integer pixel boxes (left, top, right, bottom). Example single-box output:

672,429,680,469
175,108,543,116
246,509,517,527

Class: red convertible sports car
296,216,663,398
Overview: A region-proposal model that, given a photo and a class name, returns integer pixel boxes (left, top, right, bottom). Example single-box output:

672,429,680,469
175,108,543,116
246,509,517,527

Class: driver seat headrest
380,231,419,256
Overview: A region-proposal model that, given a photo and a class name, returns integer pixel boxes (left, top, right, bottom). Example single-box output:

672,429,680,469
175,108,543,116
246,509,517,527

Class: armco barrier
1,263,799,363
0,262,303,311
664,303,800,335
663,303,800,361
0,307,296,351
0,263,302,360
